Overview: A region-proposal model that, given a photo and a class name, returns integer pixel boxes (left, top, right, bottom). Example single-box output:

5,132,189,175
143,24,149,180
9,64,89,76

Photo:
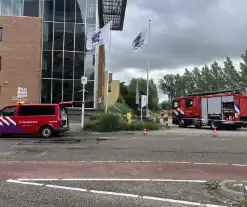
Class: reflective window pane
54,23,64,50
73,80,82,101
52,79,62,103
86,0,96,24
13,0,24,16
1,0,12,15
64,22,74,51
24,0,39,17
41,79,51,103
53,51,63,79
43,0,53,21
75,0,86,23
84,52,95,80
85,81,94,108
54,0,64,22
43,22,53,50
75,23,85,51
42,51,52,78
63,52,73,79
63,80,73,101
85,24,95,52
39,0,43,17
74,52,85,79
65,0,75,22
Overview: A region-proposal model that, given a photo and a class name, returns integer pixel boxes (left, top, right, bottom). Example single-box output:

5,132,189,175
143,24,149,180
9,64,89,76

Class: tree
192,67,204,93
223,57,241,89
210,61,225,91
239,50,247,87
174,73,185,97
200,64,214,91
126,78,159,111
159,74,176,101
159,100,172,110
183,68,195,94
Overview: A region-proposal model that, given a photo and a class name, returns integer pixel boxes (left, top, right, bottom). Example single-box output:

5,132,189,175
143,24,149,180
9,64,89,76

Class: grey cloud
111,0,247,72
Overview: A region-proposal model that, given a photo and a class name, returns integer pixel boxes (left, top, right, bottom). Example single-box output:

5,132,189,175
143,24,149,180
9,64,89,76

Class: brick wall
0,16,42,108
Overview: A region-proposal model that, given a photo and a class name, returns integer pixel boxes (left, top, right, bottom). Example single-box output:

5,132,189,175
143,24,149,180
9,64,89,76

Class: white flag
132,28,148,50
86,21,112,50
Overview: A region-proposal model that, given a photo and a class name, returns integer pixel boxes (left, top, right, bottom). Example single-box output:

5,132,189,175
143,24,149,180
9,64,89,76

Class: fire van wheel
40,126,53,138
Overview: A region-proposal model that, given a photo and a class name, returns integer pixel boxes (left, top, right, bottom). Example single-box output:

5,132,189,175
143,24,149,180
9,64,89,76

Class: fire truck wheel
210,121,221,129
194,122,202,129
40,126,53,138
178,119,187,128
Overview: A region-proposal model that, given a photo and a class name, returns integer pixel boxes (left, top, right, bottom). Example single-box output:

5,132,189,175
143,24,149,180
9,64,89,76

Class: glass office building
0,0,127,109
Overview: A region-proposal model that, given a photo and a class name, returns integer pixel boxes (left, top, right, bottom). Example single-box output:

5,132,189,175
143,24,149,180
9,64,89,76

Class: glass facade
0,0,97,108
41,0,97,108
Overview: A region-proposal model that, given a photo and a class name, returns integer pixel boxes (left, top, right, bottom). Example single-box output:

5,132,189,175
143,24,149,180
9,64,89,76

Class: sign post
81,76,87,130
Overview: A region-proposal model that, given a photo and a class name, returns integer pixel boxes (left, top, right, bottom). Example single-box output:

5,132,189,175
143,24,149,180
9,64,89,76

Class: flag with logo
132,27,148,50
86,21,112,50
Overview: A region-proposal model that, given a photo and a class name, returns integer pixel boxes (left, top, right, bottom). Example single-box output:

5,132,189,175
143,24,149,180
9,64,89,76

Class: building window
0,56,2,72
0,27,3,42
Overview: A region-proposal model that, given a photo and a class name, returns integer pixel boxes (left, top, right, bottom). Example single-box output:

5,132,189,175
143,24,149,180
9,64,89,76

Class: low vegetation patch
84,113,160,132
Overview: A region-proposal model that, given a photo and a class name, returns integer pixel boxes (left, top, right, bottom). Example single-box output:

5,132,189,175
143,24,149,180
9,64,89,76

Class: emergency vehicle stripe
173,110,178,116
0,117,9,126
5,117,16,126
4,117,24,133
0,117,19,133
0,121,10,133
177,108,185,115
234,104,240,113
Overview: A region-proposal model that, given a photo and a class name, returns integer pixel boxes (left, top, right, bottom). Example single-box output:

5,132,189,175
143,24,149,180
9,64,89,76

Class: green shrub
84,119,100,131
89,113,101,121
116,95,126,104
84,114,160,132
108,103,132,115
91,113,126,132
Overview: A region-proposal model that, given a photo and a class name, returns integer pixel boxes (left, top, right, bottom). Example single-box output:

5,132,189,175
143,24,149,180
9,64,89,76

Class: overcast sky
110,0,247,101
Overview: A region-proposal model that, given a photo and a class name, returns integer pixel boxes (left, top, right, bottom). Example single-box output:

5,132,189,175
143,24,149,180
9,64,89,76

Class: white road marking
211,139,232,141
16,178,207,183
46,184,87,192
7,180,226,207
7,179,43,186
1,161,247,166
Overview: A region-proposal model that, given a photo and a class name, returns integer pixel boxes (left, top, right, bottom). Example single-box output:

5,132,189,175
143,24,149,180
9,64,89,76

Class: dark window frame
0,26,3,42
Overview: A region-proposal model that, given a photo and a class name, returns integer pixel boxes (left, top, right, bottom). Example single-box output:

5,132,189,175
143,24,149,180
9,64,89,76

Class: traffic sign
81,76,87,85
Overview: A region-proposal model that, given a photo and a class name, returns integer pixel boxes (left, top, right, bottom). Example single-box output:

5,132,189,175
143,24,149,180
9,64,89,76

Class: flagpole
105,21,112,113
146,20,151,118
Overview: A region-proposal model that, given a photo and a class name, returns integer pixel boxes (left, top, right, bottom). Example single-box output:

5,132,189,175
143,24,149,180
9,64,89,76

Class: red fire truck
172,89,247,129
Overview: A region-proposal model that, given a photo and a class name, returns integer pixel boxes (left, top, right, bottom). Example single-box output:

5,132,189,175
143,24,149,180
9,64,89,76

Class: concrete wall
0,16,42,108
103,71,120,107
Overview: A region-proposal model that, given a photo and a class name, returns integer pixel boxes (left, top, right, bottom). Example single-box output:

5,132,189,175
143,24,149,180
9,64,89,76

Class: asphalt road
0,125,247,206
0,180,223,207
